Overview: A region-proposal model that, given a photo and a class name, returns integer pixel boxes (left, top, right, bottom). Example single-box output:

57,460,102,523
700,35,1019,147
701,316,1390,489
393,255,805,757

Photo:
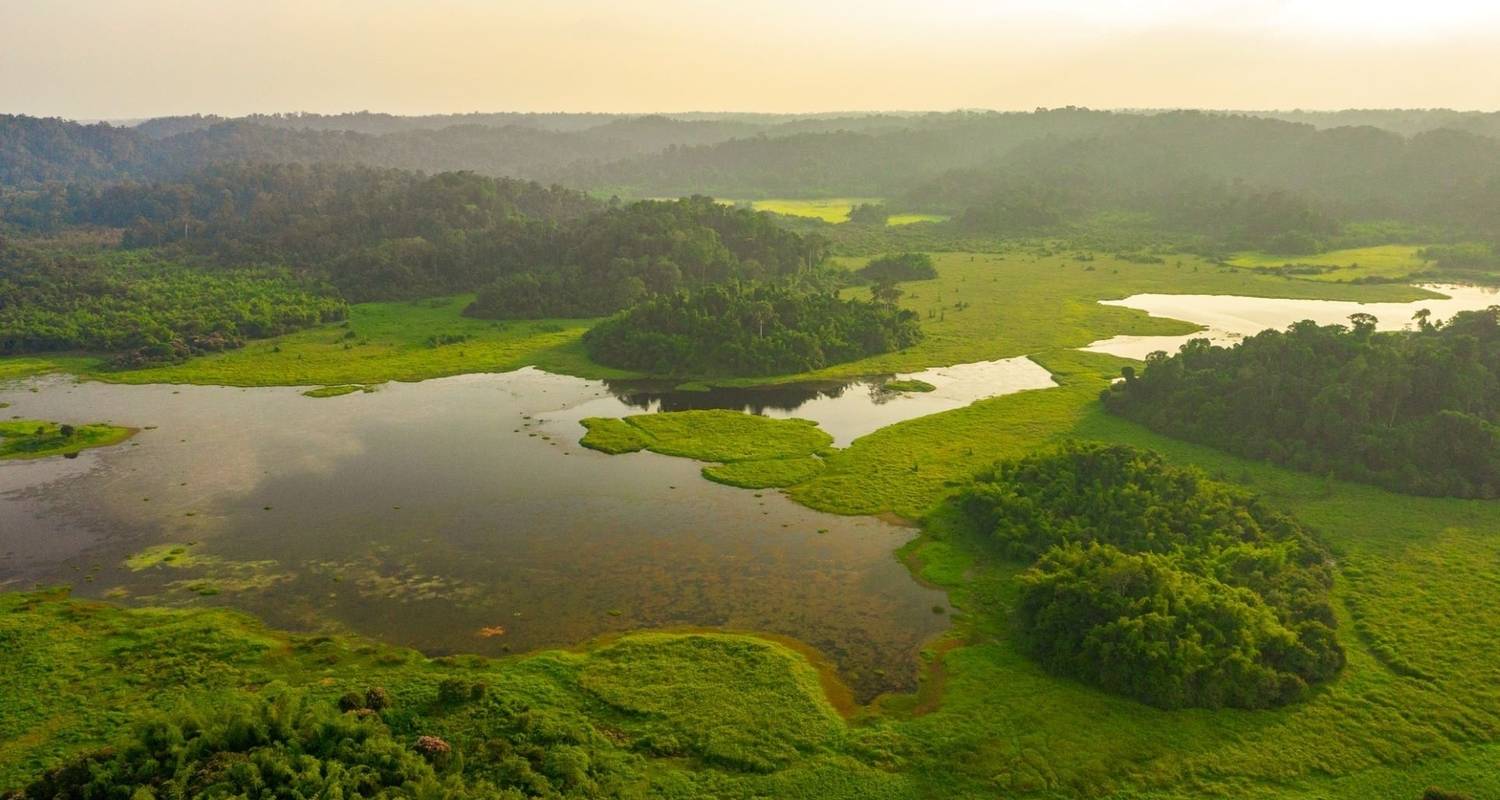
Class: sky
2,0,1498,120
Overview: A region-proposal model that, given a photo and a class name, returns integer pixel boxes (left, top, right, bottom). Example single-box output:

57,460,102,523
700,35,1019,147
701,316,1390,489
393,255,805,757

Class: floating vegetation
302,384,377,398
883,378,936,393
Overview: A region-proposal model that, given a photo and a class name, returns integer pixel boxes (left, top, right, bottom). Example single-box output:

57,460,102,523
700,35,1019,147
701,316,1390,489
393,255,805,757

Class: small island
883,378,936,393
0,419,135,460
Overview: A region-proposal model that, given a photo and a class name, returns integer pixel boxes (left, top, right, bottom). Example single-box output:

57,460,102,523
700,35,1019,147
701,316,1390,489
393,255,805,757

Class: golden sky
3,0,1498,119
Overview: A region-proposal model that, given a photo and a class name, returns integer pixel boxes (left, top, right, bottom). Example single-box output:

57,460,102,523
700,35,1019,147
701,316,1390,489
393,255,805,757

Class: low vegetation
882,379,935,393
0,419,134,460
580,410,831,488
958,443,1342,709
1102,308,1500,497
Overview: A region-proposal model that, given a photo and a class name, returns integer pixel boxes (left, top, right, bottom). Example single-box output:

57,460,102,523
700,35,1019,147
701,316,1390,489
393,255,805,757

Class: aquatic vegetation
301,383,374,398
882,379,935,393
0,420,134,460
703,455,826,488
582,410,832,463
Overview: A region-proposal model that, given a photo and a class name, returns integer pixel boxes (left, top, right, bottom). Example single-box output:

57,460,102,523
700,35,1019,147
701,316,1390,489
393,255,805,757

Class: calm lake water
0,368,978,700
1085,284,1500,360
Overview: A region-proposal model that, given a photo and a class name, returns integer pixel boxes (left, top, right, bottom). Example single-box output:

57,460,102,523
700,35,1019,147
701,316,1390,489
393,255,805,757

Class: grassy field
13,296,639,388
0,419,135,460
728,198,948,226
581,410,833,488
1228,244,1435,282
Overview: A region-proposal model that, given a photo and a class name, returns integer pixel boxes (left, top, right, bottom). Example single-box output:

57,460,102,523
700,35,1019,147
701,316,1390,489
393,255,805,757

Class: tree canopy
582,283,921,376
958,442,1343,709
1102,308,1500,498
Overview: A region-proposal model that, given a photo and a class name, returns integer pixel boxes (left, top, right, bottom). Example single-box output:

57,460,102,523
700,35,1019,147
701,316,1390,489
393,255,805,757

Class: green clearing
1228,244,1435,282
0,419,134,460
729,199,947,226
59,296,637,387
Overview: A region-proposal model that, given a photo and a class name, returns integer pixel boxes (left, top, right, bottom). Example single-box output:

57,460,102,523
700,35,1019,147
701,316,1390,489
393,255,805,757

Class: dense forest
1102,308,1500,498
461,197,827,318
0,239,345,364
582,284,922,376
5,110,1498,258
2,165,825,316
958,443,1343,709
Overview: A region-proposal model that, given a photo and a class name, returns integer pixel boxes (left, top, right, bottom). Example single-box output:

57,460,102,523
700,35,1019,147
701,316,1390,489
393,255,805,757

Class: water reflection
0,370,953,700
1085,284,1500,360
552,356,1055,446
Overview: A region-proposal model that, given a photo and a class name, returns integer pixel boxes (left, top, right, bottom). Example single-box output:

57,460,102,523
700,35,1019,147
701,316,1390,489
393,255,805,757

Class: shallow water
1084,284,1500,360
0,368,985,699
558,356,1054,446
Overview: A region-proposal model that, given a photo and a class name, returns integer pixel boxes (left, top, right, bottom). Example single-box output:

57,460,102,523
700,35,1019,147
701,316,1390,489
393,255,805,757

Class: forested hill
1,165,826,305
9,108,1500,198
1102,308,1500,498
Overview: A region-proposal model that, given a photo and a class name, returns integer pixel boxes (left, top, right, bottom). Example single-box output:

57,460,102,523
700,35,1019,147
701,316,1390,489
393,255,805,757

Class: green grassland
581,410,833,488
0,419,135,460
729,198,948,226
1228,244,1435,282
65,296,635,387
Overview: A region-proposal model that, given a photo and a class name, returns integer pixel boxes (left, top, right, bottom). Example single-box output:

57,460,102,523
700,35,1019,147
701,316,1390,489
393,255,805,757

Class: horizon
4,1,1499,119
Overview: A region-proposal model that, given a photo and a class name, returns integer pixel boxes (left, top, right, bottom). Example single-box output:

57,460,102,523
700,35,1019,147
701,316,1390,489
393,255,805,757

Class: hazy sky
3,0,1498,119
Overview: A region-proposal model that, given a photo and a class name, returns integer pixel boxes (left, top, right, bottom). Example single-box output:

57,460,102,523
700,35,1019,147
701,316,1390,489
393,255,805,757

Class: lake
1084,284,1500,359
1,367,986,700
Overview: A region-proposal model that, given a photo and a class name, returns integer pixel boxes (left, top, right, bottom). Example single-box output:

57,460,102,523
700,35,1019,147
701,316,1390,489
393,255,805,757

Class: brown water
0,369,965,699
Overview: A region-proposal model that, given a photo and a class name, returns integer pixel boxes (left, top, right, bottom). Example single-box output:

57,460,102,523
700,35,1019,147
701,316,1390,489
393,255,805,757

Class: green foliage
854,253,936,284
462,196,825,319
9,689,471,799
0,242,346,363
882,379,935,393
957,443,1342,709
702,455,826,488
845,203,890,226
582,410,832,463
1102,308,1500,497
583,284,921,377
0,419,134,460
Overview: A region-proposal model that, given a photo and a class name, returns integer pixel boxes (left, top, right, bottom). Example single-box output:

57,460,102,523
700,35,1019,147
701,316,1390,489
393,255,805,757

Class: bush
855,253,937,283
958,442,1343,709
